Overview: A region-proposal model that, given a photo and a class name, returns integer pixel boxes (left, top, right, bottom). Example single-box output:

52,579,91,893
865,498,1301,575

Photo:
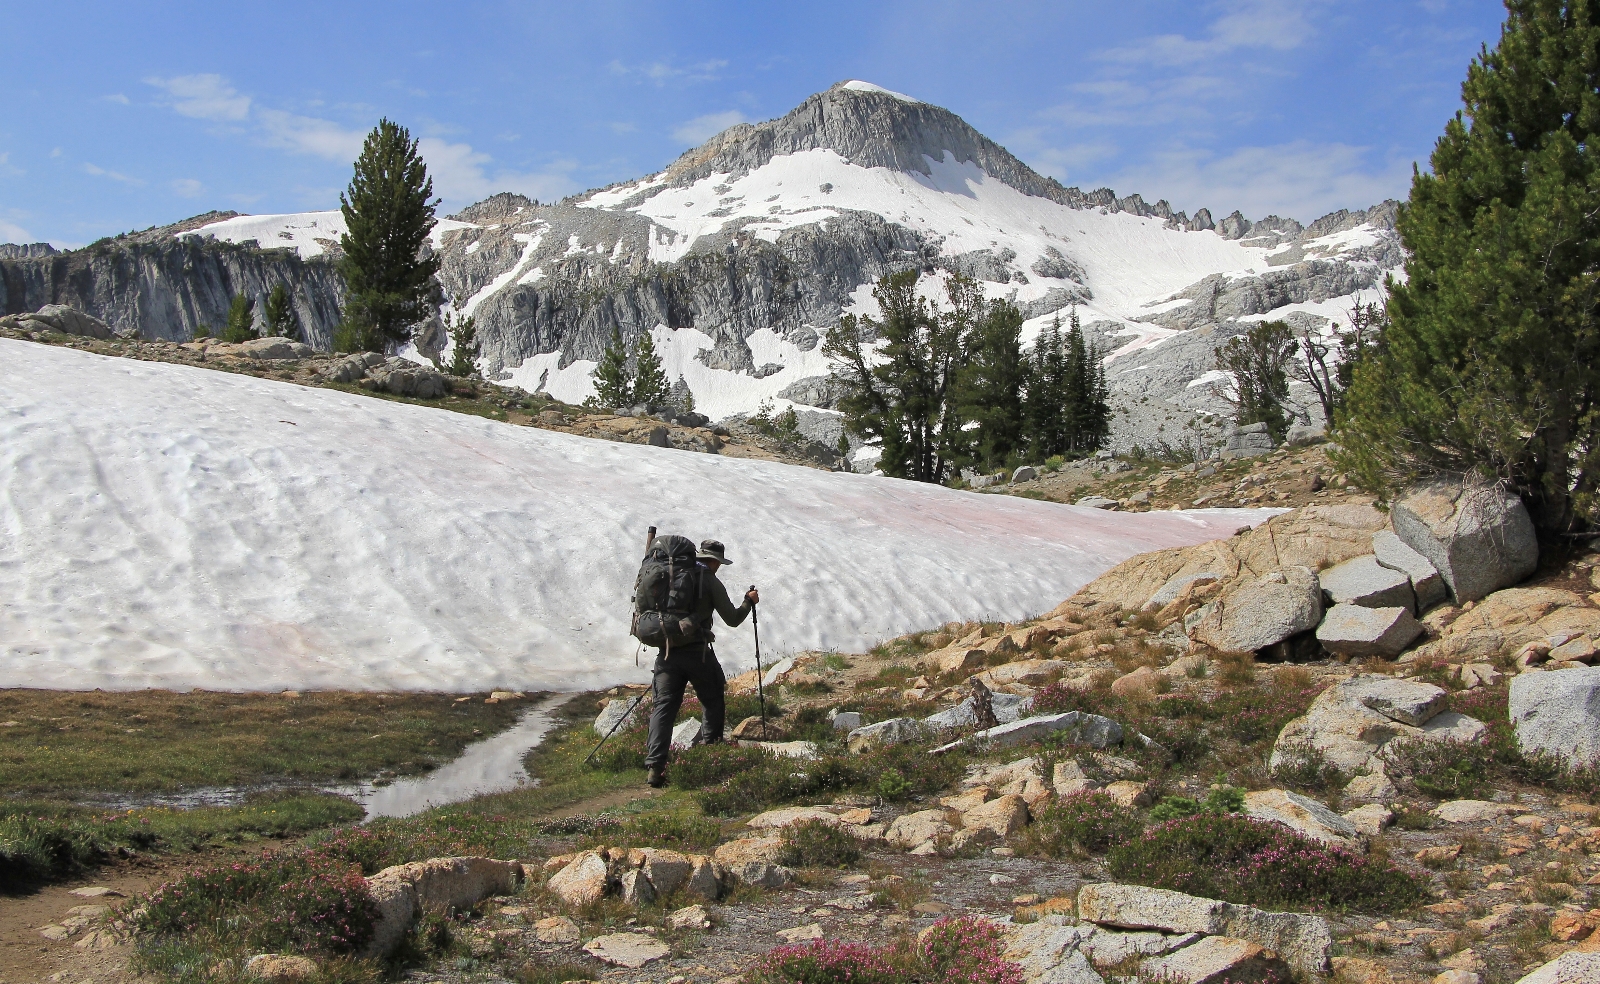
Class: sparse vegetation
1022,790,1141,857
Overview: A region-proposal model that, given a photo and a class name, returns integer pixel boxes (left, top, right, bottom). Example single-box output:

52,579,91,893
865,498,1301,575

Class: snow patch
841,81,920,103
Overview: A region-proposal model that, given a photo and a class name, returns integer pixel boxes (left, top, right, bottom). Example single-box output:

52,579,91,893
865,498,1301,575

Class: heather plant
1108,812,1427,910
779,818,861,869
1022,791,1141,857
746,917,1023,984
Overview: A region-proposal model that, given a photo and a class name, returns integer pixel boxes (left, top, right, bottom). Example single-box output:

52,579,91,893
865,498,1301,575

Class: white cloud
1105,141,1411,223
83,162,145,186
609,58,728,86
1099,0,1319,66
171,178,206,198
50,148,62,158
0,217,33,243
418,138,577,204
145,74,251,121
104,93,130,105
257,108,366,161
672,110,748,145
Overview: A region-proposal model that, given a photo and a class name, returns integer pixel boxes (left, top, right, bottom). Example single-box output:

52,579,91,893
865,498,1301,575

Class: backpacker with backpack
631,533,704,653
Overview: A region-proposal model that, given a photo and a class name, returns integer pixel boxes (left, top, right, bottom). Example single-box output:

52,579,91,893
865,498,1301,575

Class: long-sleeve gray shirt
696,565,751,642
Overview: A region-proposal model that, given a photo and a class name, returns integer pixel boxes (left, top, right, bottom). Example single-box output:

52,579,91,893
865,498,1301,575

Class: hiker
638,538,758,788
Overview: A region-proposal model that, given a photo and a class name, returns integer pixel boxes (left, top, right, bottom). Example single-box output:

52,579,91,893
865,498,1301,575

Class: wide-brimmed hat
696,539,733,565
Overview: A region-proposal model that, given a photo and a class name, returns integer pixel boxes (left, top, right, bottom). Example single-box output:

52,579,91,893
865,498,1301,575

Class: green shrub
1108,812,1428,910
1386,737,1492,799
779,819,861,868
1022,791,1141,857
670,744,777,790
1148,784,1245,822
588,724,648,773
693,743,964,817
1270,742,1345,794
585,811,721,852
877,768,913,801
513,954,599,983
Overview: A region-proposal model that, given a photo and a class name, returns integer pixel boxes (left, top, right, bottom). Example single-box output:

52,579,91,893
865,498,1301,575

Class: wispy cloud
146,74,251,121
171,178,206,198
608,57,728,86
419,138,578,203
672,110,748,145
83,162,145,186
257,108,366,161
0,152,20,178
104,93,131,105
0,217,33,243
1105,141,1411,222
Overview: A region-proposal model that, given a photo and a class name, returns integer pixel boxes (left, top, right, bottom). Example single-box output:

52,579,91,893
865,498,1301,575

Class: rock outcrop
1509,666,1600,768
1391,478,1538,603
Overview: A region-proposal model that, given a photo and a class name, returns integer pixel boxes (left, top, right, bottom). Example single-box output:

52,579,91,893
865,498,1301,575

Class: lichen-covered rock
1139,936,1290,984
1320,555,1416,611
961,794,1030,837
1269,675,1468,780
1316,604,1424,658
546,851,610,908
846,717,927,753
1242,789,1362,846
885,809,956,852
1372,530,1448,610
1392,478,1538,603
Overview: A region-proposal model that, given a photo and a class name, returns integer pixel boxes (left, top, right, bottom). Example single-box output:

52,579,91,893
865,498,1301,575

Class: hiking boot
646,765,667,788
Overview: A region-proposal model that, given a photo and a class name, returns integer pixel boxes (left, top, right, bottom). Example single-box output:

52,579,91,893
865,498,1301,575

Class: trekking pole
585,691,649,765
750,586,765,739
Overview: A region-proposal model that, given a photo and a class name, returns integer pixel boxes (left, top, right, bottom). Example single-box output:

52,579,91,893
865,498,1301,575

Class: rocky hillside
3,81,1402,453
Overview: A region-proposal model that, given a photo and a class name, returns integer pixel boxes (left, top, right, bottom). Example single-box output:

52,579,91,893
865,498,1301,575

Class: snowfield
0,341,1276,693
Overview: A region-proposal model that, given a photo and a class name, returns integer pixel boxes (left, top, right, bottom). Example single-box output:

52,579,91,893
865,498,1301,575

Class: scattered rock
533,916,580,944
846,717,927,753
748,807,841,831
1189,566,1323,653
886,810,956,853
1243,789,1362,846
583,932,670,968
1077,495,1119,509
931,710,1123,754
1316,604,1425,658
1392,478,1539,603
1510,666,1600,768
666,904,712,931
1104,781,1153,808
1432,800,1518,824
547,851,610,908
1013,465,1039,484
2,304,114,339
1320,555,1416,611
671,717,703,750
1415,844,1462,865
1514,952,1600,984
594,695,647,735
244,954,318,982
363,856,523,958
1342,804,1394,836
1140,936,1291,984
961,794,1030,837
67,887,123,899
776,923,824,943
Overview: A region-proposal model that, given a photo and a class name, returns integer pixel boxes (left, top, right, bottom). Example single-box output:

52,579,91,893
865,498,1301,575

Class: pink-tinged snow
0,340,1276,693
182,210,478,259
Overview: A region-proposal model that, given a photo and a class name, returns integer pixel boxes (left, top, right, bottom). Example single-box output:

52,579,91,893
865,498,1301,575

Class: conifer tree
1215,320,1296,442
1337,0,1600,530
445,311,481,378
633,331,672,411
263,284,298,339
590,326,633,410
221,294,258,343
957,293,1027,470
1062,308,1111,453
1025,315,1067,457
337,119,440,352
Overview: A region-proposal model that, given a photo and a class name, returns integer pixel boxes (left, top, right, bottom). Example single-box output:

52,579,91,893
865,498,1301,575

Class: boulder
748,806,842,831
925,691,1032,729
1269,675,1476,780
1144,572,1222,611
1140,936,1291,984
1222,422,1276,460
1189,567,1323,653
847,717,927,753
830,710,863,731
594,694,647,735
244,954,318,982
618,869,655,907
1242,789,1362,846
363,359,450,399
546,851,610,908
1079,927,1201,967
363,856,524,958
1013,465,1039,483
1392,478,1538,603
1316,605,1425,658
1406,586,1600,665
1509,666,1600,768
714,836,783,865
1373,530,1449,610
1111,666,1162,697
11,304,114,339
670,717,702,750
1053,760,1102,797
1431,800,1518,824
319,352,383,383
233,336,314,360
931,711,1123,754
1514,952,1600,984
980,659,1066,690
666,904,711,931
582,932,670,968
722,860,793,888
1077,495,1119,509
1319,555,1416,612
1002,923,1105,984
1077,883,1331,977
961,794,1030,837
1342,804,1394,836
533,916,580,943
731,715,785,740
885,810,956,852
633,848,695,897
1355,676,1449,725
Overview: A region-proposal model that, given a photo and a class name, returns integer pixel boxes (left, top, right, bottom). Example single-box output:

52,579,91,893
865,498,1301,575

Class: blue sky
2,1,1505,247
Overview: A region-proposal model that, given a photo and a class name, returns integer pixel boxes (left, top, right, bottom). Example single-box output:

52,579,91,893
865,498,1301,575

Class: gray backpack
630,534,703,650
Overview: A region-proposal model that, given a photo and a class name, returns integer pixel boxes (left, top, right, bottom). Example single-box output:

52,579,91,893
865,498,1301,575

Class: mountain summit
2,82,1402,451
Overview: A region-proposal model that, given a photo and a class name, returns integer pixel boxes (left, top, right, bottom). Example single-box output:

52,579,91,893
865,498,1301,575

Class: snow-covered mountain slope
161,79,1403,449
0,339,1272,692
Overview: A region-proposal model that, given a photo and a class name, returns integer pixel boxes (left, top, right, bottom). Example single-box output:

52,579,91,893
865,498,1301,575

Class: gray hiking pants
644,646,726,770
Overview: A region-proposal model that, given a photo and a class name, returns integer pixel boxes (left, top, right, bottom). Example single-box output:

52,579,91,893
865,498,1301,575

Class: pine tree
337,119,440,352
1062,308,1111,453
1215,320,1296,442
445,311,481,378
263,284,298,339
589,325,633,410
1025,315,1067,457
956,293,1027,470
222,294,258,343
1338,1,1600,531
633,331,672,411
824,270,964,483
